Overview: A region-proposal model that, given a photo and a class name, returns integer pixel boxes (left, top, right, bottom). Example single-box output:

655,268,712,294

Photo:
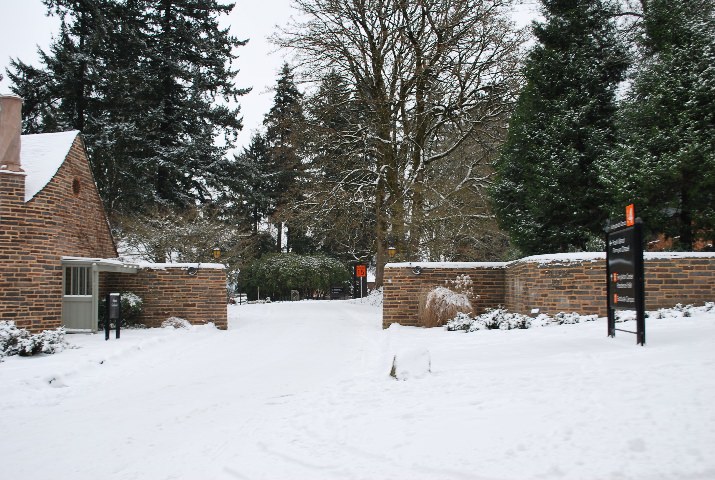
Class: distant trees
491,0,628,255
7,0,248,217
277,0,525,283
603,0,715,250
241,253,350,301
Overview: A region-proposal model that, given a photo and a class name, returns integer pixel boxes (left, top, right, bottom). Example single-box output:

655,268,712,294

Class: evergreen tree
7,0,248,216
297,70,376,263
262,64,307,252
491,0,628,254
228,133,273,234
604,0,715,249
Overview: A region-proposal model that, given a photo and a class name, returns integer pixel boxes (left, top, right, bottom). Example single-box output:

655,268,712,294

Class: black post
634,222,646,346
606,233,616,338
104,293,110,341
116,293,121,340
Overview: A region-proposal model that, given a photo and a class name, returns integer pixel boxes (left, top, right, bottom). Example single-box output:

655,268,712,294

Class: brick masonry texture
0,136,116,331
104,266,227,330
383,256,715,328
1,134,228,332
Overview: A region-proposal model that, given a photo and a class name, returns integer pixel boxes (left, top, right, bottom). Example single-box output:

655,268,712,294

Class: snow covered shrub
0,321,69,360
446,312,474,331
553,312,597,325
422,286,473,327
0,320,30,358
467,308,533,331
161,317,192,329
98,292,144,329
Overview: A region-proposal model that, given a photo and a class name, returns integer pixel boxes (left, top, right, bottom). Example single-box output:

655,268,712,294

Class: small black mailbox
105,293,122,340
109,294,121,320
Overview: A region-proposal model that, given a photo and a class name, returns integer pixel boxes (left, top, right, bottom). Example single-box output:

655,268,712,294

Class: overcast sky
0,0,538,150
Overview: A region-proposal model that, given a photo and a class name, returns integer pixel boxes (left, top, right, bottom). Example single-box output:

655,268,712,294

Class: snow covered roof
21,130,80,202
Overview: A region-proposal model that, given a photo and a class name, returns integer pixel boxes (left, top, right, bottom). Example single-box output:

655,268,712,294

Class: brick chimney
0,95,24,173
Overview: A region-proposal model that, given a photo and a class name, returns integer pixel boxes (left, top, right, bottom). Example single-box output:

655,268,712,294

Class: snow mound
390,347,431,380
161,317,192,329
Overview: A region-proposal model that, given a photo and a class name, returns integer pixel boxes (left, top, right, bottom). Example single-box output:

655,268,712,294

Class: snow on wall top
386,261,507,269
21,130,80,202
135,261,226,270
514,252,605,265
387,251,715,269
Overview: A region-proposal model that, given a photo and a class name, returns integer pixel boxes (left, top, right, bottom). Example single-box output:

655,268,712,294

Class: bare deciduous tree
277,0,525,284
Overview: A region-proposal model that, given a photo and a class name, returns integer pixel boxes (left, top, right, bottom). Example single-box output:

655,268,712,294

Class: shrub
241,253,351,301
422,286,473,328
445,308,596,332
0,321,69,360
98,292,144,329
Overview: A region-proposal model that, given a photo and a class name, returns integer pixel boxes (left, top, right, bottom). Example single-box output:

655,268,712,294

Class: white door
62,266,96,331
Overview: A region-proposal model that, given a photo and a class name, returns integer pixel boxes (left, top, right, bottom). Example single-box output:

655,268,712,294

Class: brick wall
505,256,606,316
382,263,506,328
105,265,227,330
0,136,116,331
383,253,715,328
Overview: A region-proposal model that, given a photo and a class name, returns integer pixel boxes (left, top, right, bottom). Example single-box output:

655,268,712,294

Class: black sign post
606,207,646,345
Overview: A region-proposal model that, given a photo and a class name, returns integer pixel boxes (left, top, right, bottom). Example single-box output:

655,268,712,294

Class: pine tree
297,70,376,263
604,0,715,249
262,64,307,252
228,133,273,235
6,0,248,217
491,0,628,255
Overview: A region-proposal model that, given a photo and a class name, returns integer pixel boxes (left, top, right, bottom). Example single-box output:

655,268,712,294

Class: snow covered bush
98,292,144,330
161,317,192,329
462,308,534,331
553,312,597,325
0,321,69,360
422,286,473,328
446,308,596,332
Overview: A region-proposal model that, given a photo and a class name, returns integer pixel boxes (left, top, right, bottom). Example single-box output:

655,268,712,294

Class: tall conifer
491,0,628,254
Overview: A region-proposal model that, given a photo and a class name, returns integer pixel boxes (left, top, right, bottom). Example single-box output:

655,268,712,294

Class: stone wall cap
386,261,507,269
512,251,715,266
644,252,715,260
514,252,606,265
137,261,226,270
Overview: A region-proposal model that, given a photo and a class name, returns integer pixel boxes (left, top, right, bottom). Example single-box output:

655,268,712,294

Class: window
64,267,92,296
72,178,81,196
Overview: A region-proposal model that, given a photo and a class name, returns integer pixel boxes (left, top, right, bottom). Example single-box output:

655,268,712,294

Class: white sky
0,0,538,150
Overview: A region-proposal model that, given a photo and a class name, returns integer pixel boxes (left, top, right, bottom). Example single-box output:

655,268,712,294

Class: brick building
0,95,227,332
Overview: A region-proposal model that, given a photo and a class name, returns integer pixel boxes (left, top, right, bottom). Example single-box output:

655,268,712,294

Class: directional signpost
606,204,646,345
354,264,367,299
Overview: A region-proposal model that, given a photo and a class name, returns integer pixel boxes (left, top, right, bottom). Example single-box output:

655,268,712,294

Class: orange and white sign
355,265,367,278
626,204,635,227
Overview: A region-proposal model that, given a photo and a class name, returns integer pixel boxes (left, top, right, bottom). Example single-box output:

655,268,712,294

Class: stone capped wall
383,253,715,328
105,264,227,330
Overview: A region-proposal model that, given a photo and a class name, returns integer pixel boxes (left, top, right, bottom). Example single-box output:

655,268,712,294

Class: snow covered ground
1,298,714,480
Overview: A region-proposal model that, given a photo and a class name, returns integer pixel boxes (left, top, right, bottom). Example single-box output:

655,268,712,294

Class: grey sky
0,0,538,149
